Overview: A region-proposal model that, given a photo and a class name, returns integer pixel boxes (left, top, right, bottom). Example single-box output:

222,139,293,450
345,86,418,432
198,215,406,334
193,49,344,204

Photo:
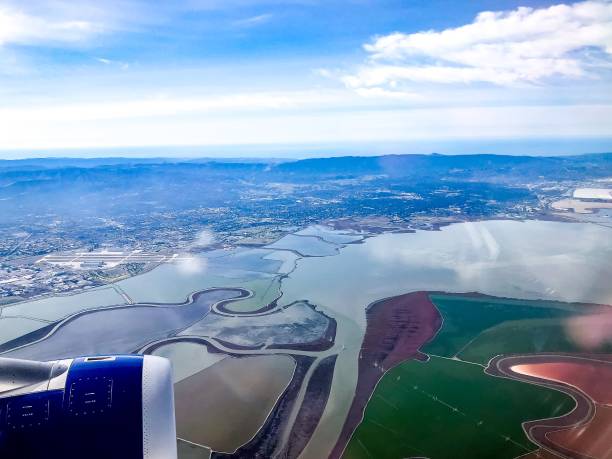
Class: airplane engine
0,355,177,459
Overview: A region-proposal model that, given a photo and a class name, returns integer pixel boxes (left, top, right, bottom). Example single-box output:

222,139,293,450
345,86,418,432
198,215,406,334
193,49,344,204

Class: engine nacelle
0,355,177,459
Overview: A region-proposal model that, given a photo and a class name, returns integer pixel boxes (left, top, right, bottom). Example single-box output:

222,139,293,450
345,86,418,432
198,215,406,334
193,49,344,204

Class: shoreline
329,291,442,459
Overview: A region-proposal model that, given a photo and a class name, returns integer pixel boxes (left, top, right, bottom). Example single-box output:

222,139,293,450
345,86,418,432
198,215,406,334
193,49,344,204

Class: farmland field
424,294,609,360
343,356,574,459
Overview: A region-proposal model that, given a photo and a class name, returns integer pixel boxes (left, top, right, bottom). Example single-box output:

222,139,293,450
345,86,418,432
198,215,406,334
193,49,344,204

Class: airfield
551,186,612,214
37,250,192,269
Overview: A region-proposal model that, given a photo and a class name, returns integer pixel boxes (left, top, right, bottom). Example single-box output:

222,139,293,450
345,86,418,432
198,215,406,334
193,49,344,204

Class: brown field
512,360,612,404
518,448,565,459
548,405,612,459
329,291,442,459
488,354,612,459
512,359,612,459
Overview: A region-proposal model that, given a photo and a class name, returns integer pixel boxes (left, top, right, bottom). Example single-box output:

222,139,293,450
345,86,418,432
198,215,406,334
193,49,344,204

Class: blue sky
0,0,611,157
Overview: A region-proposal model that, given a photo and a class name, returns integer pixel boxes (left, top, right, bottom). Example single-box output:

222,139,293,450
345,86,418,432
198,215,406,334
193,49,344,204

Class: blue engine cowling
0,355,177,459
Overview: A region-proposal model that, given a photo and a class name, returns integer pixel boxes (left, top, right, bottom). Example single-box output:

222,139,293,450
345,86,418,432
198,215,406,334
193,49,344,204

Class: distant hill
0,156,281,170
0,152,609,187
273,152,612,182
0,157,179,172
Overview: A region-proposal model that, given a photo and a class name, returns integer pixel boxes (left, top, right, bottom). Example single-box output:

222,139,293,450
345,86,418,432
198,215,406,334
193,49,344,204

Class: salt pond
1,286,124,322
3,289,238,360
152,341,227,383
174,355,295,453
2,220,611,459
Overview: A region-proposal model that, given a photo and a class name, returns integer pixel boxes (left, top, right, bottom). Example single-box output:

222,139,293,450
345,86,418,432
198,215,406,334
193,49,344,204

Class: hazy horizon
2,137,612,160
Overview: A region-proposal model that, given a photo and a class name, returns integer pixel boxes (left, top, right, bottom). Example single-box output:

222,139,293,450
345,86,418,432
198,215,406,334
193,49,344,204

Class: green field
423,294,606,360
343,293,609,459
458,316,612,364
343,356,574,459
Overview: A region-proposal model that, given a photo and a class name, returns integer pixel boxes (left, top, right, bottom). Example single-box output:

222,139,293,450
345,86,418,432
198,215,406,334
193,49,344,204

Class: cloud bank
0,5,101,47
344,0,612,92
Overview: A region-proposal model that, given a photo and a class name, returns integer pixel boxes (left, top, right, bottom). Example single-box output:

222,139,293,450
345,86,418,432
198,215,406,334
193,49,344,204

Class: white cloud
0,5,100,47
95,57,130,69
232,13,273,28
177,256,208,275
0,90,346,123
192,230,215,248
344,0,612,91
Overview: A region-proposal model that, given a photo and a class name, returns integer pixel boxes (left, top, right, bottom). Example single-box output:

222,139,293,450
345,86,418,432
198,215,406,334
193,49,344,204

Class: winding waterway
1,219,611,459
